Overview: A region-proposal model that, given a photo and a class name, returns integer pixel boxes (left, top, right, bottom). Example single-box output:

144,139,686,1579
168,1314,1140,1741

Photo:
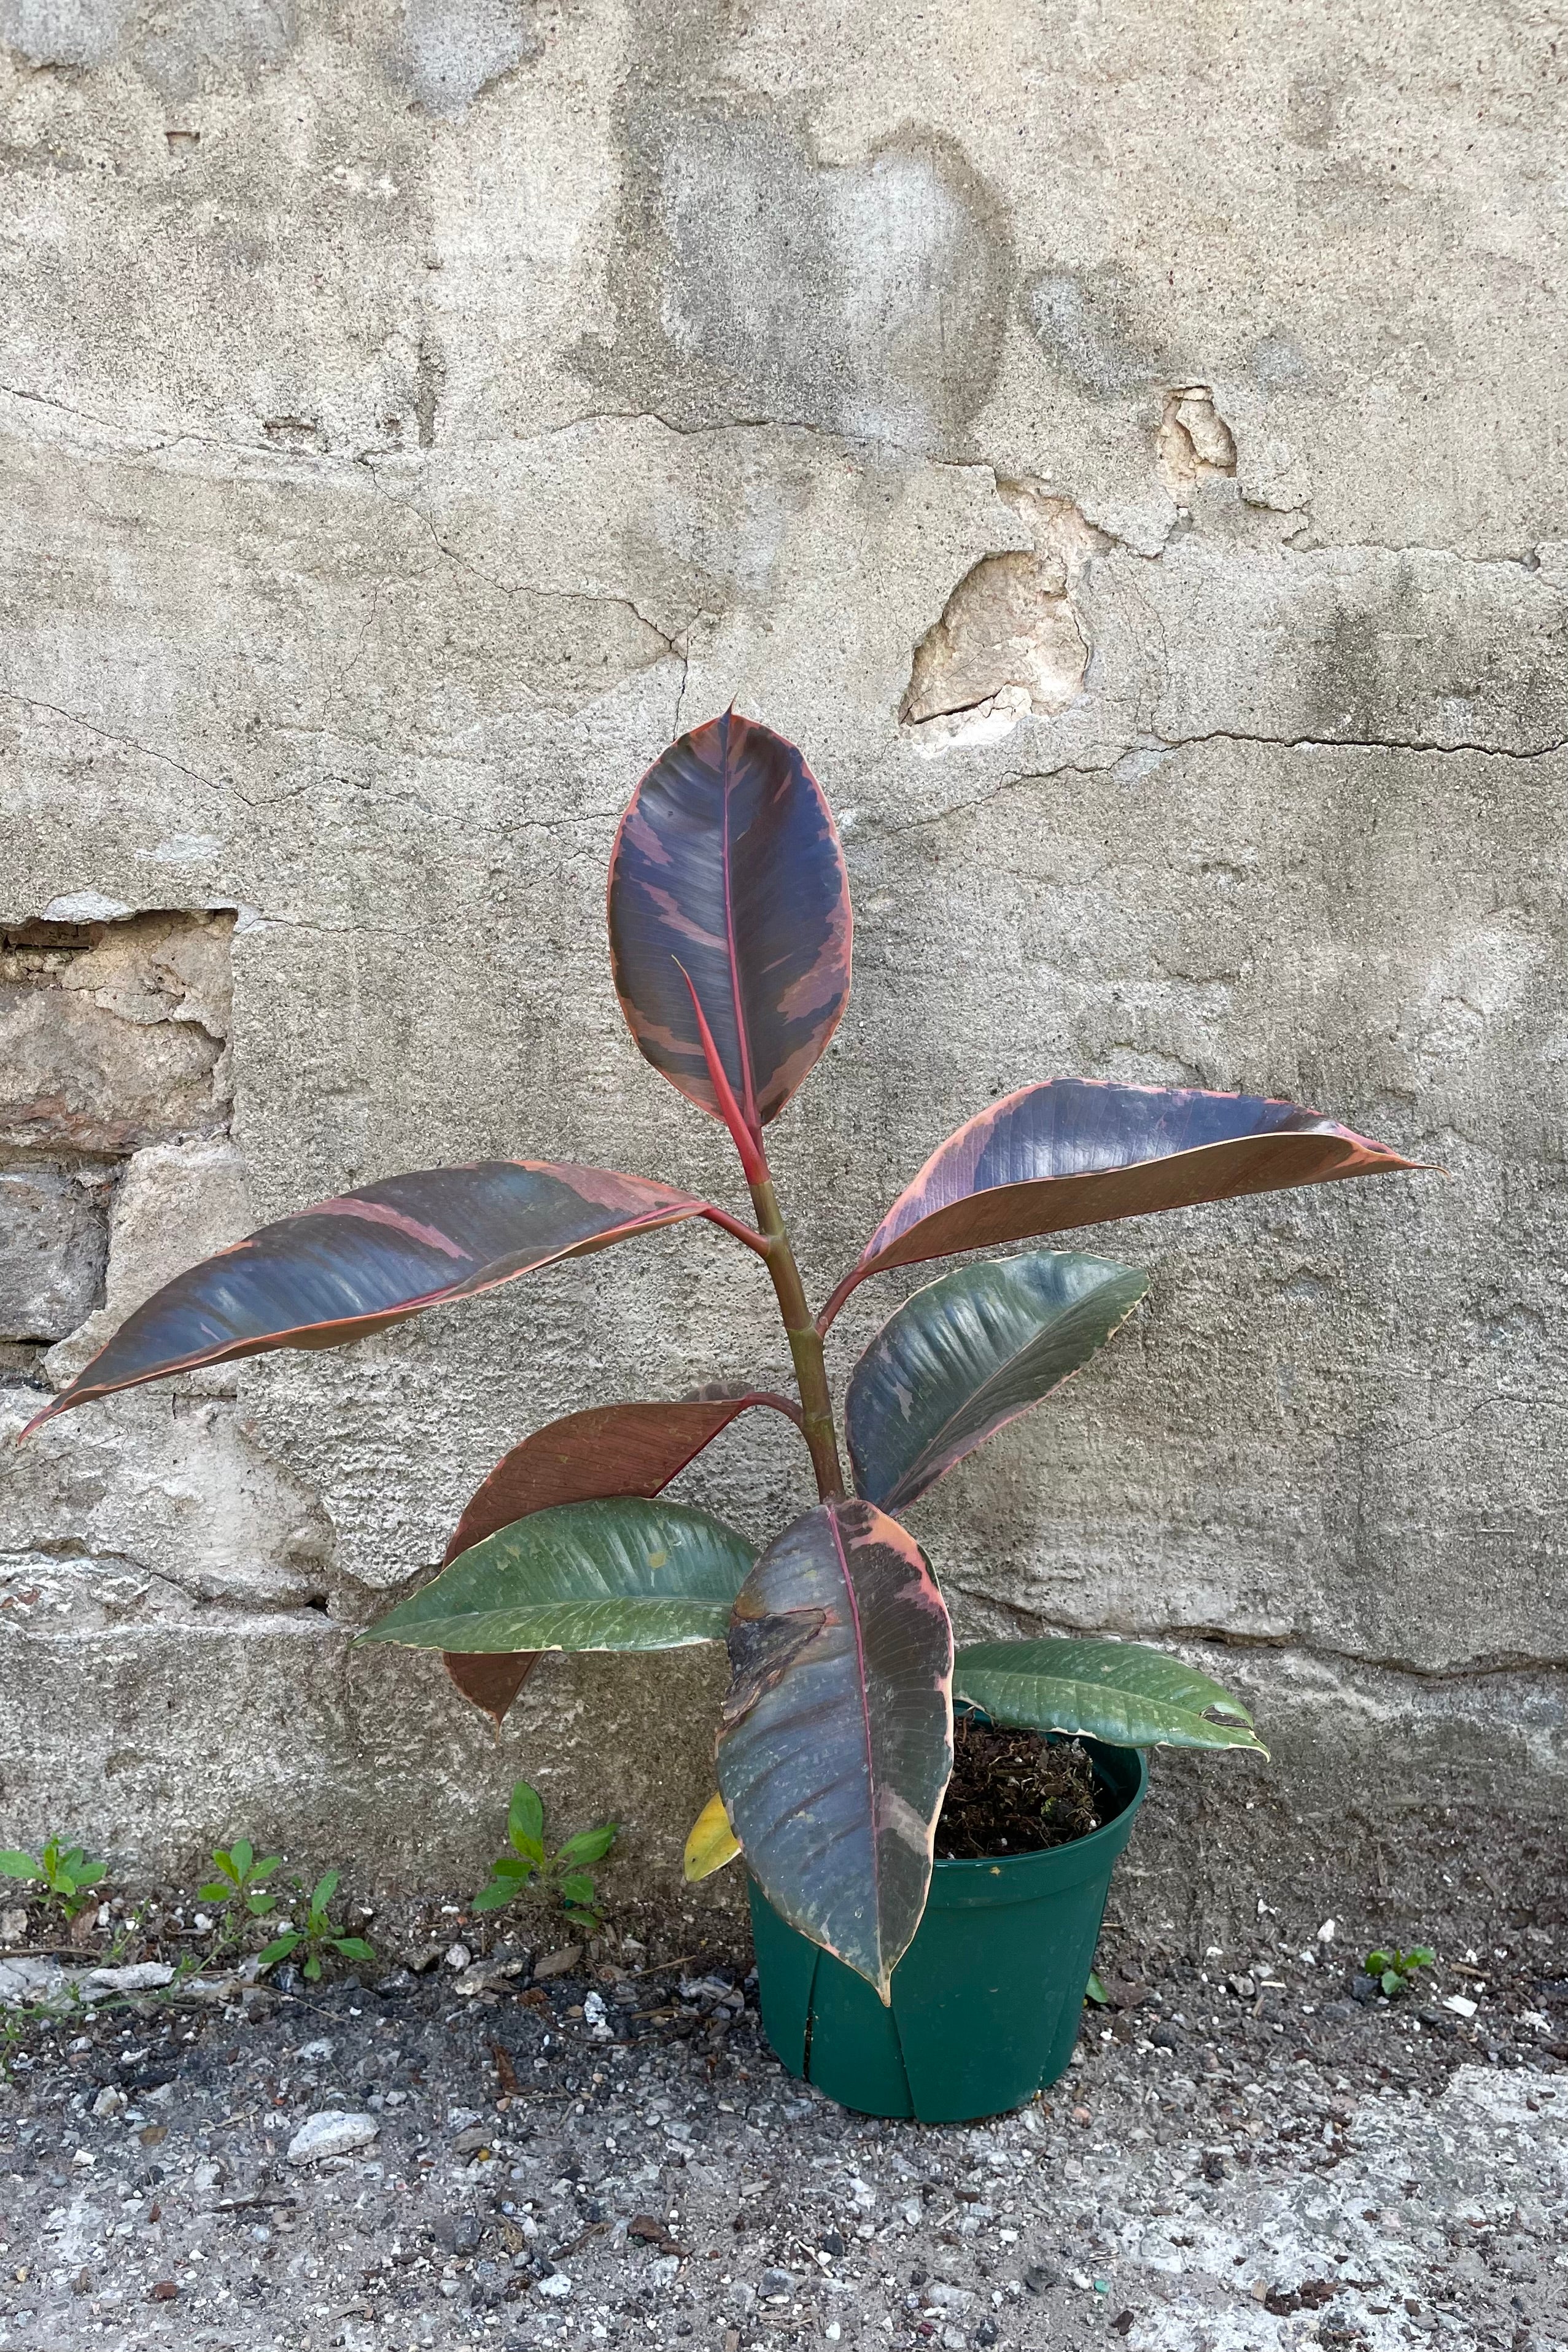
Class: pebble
444,1943,472,1971
536,2272,573,2299
287,2110,380,2165
83,1962,174,1992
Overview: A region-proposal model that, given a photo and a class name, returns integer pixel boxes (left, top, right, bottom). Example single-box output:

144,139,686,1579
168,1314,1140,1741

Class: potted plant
22,714,1419,2123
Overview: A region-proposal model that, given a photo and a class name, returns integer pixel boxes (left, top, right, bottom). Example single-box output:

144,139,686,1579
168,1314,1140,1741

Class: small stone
532,1944,583,1981
286,2109,379,2165
72,2147,96,2167
296,2038,335,2063
536,2272,573,2299
820,2230,846,2257
84,1962,174,1992
1,1906,27,1942
1023,2265,1059,2295
1442,1993,1479,2020
1350,1974,1379,2005
759,2268,796,2296
452,2127,492,2156
90,2086,126,2118
445,1943,472,1971
1151,2024,1181,2051
974,2324,1000,2348
149,2280,178,2302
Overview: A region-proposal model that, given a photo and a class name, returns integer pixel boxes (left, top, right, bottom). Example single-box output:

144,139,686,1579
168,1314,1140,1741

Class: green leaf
303,1954,322,1982
1381,1971,1401,1997
333,1937,376,1962
74,1863,107,1890
1366,1950,1392,1974
555,1824,617,1867
472,1880,516,1913
246,1893,278,1917
1085,1970,1109,2006
953,1638,1268,1753
230,1839,253,1876
487,1853,535,1882
196,1880,231,1904
256,1933,300,1966
252,1856,283,1883
309,1869,340,1919
556,1872,597,1907
847,1251,1148,1510
508,1780,545,1852
1406,1947,1435,1970
360,1497,757,1654
0,1851,39,1880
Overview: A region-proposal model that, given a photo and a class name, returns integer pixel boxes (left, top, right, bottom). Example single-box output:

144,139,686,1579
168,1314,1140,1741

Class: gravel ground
3,1913,1566,2352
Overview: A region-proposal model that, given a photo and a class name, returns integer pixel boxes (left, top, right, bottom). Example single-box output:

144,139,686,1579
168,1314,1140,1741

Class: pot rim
929,1736,1149,1878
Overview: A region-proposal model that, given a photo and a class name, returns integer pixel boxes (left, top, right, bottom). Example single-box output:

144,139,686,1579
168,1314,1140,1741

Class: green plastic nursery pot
747,1738,1149,2124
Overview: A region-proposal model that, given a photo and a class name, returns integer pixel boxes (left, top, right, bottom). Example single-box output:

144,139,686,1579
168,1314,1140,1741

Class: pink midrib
828,1504,882,1960
719,718,761,1136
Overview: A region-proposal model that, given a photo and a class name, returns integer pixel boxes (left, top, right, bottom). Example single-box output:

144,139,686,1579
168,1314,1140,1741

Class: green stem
748,1176,847,1504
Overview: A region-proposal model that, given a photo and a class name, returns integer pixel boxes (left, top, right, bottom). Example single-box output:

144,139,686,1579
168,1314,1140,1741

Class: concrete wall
1,0,1563,1947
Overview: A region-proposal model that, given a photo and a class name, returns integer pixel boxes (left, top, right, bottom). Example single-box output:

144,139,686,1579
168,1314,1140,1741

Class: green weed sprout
257,1869,376,1984
1365,1944,1435,1998
0,1838,108,1920
475,1779,617,1932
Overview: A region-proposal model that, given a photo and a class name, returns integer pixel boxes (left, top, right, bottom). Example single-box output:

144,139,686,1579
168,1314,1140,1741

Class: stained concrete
0,2,1562,1938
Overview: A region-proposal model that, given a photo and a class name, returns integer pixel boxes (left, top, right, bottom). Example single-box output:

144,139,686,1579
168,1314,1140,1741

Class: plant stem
748,1176,847,1503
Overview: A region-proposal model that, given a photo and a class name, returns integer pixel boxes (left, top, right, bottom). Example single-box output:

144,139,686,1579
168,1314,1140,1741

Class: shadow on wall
578,108,1015,457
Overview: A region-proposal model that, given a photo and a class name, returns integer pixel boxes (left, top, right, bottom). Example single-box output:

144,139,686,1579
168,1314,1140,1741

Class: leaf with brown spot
716,1500,953,2002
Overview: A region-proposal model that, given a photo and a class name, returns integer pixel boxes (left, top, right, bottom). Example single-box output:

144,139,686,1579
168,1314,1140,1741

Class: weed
1365,1944,1435,1998
0,1838,107,1921
256,1869,375,1984
474,1779,616,1932
196,1840,282,1950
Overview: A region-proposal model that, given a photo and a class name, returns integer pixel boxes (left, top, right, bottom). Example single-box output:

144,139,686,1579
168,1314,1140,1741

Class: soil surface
3,1903,1566,2352
933,1728,1103,1862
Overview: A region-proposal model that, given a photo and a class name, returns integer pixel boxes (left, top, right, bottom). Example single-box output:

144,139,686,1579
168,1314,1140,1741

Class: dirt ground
2,1908,1566,2352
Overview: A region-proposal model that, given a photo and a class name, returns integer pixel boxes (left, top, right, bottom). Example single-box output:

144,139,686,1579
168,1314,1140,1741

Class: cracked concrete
0,1,1563,1943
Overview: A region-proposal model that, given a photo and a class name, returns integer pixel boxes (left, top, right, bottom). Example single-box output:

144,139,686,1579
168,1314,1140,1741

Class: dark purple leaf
440,1392,802,1725
607,713,852,1160
716,1499,953,2002
22,1161,733,1436
821,1079,1421,1327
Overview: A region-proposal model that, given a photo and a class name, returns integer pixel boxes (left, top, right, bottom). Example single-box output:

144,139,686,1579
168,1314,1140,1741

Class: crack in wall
941,1592,1568,1688
0,686,221,798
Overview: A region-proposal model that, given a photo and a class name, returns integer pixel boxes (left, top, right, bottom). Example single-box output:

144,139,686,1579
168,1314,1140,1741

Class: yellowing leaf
683,1791,741,1883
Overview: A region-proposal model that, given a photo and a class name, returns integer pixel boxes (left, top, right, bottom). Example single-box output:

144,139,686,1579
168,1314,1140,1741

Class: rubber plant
20,715,1419,2003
